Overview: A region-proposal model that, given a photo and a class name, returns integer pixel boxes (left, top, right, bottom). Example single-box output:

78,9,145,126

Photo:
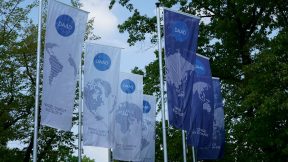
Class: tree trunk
23,135,34,162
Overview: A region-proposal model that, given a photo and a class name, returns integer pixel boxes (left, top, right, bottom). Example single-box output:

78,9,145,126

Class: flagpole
182,130,187,162
192,146,196,162
108,149,111,162
189,1,197,161
156,3,168,162
78,61,83,162
33,0,42,161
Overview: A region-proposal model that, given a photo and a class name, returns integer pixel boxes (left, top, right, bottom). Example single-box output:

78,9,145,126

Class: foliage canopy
111,0,288,161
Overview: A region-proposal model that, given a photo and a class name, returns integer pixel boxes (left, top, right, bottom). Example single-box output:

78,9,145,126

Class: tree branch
22,51,35,86
23,135,34,162
276,1,288,26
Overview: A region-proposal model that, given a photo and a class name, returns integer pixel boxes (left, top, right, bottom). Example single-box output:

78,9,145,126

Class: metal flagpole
108,149,111,162
182,130,187,162
189,1,196,161
156,3,168,162
33,0,42,161
78,61,83,162
192,146,196,162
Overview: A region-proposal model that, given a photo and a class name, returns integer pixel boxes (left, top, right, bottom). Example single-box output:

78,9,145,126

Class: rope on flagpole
156,2,168,162
33,0,42,161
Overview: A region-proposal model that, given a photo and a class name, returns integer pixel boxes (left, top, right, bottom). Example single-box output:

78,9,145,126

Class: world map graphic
141,119,152,150
193,81,212,113
45,43,63,85
166,50,194,97
84,79,112,121
115,102,142,134
45,43,78,85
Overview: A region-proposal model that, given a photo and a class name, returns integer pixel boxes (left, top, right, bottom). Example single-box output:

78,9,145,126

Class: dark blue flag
186,54,214,148
197,77,225,160
164,8,200,129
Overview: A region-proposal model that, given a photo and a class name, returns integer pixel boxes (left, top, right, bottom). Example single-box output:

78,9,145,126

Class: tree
0,0,37,160
110,0,288,161
66,155,95,162
0,0,99,161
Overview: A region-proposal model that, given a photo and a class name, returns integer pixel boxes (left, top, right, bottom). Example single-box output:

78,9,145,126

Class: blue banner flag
164,8,200,129
186,54,214,147
197,77,225,160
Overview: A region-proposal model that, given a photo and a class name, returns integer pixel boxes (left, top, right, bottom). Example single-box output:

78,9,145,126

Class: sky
80,0,157,73
15,0,157,162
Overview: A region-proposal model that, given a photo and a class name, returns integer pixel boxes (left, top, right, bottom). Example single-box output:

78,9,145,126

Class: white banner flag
83,43,121,148
40,0,88,131
139,95,156,162
113,72,143,161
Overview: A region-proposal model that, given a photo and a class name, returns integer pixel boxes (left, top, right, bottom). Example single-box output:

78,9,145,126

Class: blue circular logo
171,21,189,42
195,59,206,75
93,53,111,71
121,79,135,94
55,15,75,37
143,100,151,113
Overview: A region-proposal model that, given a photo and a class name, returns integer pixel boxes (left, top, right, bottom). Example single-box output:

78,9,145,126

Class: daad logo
195,58,206,76
171,21,189,42
93,53,111,71
143,100,151,113
121,79,135,94
55,14,75,37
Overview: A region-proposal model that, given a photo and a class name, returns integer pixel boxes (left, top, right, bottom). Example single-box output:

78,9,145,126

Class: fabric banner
197,77,225,160
40,0,88,131
113,73,143,161
164,8,200,129
136,95,156,162
186,54,214,147
83,43,121,148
